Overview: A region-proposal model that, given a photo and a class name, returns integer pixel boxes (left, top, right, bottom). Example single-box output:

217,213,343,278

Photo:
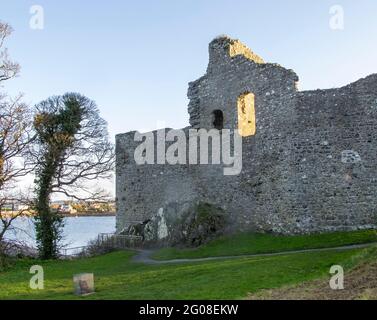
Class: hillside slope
248,246,377,300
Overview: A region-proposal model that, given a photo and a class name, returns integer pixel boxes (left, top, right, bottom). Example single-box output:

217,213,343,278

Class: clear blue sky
2,0,377,139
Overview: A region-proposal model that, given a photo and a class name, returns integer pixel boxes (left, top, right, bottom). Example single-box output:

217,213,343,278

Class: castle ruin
115,36,377,243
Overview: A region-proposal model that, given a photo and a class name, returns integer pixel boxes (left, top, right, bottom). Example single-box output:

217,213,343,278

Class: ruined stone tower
116,36,377,241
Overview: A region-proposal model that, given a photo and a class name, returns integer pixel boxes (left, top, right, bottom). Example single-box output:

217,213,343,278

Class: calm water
4,216,116,249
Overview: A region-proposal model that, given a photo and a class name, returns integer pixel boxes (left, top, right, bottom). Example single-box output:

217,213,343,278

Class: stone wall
116,36,377,237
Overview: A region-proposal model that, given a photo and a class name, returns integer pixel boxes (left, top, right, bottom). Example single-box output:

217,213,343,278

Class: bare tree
0,22,33,266
32,93,115,259
0,99,33,245
0,95,33,189
0,22,32,234
0,22,20,83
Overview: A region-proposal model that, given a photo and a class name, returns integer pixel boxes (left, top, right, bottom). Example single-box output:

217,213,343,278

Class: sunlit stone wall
116,36,377,235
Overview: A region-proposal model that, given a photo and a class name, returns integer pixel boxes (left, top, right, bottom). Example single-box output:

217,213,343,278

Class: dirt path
132,242,377,265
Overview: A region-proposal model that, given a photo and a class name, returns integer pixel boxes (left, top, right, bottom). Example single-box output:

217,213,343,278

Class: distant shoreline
1,211,116,218
60,212,116,217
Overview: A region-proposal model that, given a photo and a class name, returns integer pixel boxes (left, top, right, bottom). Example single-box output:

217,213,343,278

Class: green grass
0,248,372,300
1,230,376,300
152,230,377,260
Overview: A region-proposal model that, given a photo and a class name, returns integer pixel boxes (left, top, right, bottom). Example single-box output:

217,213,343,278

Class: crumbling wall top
209,35,265,65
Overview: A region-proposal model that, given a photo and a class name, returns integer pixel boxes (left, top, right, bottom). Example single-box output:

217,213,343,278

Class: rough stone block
73,273,95,296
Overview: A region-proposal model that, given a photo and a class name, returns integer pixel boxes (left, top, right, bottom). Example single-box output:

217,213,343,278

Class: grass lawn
1,230,376,300
0,247,373,300
152,230,377,261
248,246,377,300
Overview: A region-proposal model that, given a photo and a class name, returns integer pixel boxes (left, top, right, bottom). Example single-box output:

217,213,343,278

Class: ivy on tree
32,93,114,259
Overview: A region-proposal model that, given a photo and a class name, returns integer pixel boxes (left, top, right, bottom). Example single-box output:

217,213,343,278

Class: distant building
58,204,77,214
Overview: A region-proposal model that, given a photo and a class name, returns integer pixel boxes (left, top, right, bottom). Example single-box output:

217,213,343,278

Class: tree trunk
34,153,63,259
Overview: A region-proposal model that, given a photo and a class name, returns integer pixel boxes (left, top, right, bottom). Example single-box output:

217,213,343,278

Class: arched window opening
237,92,256,137
212,109,224,130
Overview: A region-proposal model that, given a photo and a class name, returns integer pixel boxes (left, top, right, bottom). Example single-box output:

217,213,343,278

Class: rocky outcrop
121,202,228,247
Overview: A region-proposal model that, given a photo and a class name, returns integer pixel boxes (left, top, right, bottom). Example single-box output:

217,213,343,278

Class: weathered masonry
116,36,377,240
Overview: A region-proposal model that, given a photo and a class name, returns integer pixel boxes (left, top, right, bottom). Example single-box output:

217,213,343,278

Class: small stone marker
73,273,95,296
